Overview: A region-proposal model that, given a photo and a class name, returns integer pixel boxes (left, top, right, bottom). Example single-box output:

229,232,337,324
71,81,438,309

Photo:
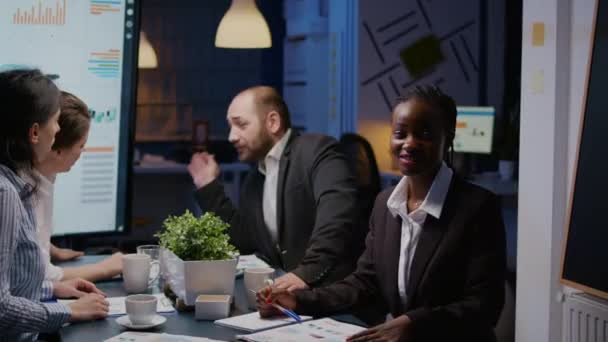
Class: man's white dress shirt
259,129,292,244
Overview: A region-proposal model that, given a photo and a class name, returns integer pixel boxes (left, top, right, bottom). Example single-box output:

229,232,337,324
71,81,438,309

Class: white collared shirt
259,129,292,244
386,162,453,306
21,170,64,281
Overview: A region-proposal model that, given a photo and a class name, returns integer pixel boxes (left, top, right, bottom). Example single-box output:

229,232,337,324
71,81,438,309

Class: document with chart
236,318,366,342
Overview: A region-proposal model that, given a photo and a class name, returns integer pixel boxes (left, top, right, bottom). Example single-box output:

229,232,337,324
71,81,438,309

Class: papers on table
237,254,270,271
236,318,366,342
104,332,223,342
214,311,312,332
59,293,175,316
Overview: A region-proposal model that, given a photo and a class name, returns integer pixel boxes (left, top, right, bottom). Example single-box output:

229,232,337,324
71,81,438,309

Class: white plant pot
498,160,515,181
160,248,237,306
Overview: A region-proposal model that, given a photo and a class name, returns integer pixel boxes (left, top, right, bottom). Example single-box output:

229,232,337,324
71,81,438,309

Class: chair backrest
338,133,382,212
339,133,381,225
337,133,382,273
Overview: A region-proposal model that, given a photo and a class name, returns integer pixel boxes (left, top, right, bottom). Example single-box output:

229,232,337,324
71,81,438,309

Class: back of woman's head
0,69,60,172
53,91,91,150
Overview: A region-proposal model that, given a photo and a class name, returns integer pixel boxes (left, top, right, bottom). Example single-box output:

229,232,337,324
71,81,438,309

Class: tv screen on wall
0,0,140,236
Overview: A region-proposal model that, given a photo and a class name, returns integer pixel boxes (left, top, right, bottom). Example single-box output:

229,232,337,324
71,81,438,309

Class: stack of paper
214,311,312,332
236,318,366,342
59,293,175,316
104,332,223,342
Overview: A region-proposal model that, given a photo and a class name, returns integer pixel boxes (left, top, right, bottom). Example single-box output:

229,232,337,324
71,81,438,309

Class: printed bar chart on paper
12,0,66,26
90,0,122,15
88,49,120,79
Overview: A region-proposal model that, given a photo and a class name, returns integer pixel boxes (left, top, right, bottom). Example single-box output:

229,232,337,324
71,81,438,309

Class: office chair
337,133,381,258
338,133,382,214
337,133,383,324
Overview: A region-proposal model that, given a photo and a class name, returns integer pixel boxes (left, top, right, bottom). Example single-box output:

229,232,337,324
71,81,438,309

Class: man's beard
243,131,275,162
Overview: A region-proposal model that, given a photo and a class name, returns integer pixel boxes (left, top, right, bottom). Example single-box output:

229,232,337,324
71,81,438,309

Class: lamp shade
215,0,271,49
138,31,158,69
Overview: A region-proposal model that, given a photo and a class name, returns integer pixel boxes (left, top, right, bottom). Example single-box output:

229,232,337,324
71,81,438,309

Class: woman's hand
255,286,297,318
53,278,106,299
51,245,84,262
67,293,109,322
95,252,123,279
348,315,412,342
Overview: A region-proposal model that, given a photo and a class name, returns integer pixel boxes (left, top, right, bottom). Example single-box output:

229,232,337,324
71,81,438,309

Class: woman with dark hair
258,86,507,342
0,69,109,342
28,91,123,283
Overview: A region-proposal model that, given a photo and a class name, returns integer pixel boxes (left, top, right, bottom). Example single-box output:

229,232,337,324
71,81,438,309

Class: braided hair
396,85,457,166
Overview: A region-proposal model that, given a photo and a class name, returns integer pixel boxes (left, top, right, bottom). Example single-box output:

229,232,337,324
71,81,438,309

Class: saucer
116,314,166,330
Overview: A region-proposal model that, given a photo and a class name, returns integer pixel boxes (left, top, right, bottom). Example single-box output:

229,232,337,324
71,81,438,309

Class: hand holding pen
254,286,299,320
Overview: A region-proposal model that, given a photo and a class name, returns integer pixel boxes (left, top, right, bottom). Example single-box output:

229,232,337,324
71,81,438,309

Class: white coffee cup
123,254,158,293
244,267,275,309
136,245,161,284
125,294,157,325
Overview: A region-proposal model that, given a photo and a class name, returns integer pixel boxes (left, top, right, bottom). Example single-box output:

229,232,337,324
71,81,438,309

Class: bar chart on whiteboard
0,0,138,235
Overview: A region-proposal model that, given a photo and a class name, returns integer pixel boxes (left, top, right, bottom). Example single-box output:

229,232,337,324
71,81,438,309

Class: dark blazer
195,132,365,286
296,176,507,341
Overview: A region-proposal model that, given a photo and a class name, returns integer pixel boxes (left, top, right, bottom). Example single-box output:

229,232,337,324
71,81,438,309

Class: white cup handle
148,260,160,286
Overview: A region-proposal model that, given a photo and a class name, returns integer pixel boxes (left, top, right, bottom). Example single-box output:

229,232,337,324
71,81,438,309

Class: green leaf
155,210,238,261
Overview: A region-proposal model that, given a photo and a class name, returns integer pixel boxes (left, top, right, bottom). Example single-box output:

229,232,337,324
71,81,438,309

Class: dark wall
136,0,284,141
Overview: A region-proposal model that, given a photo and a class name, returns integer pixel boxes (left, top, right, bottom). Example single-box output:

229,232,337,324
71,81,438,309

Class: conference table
58,255,363,341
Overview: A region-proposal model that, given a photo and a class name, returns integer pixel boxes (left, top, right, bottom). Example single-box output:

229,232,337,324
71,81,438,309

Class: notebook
214,311,312,332
59,293,175,316
236,318,366,342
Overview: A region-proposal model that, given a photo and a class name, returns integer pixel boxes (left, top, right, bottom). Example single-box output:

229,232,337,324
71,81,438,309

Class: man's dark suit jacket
295,176,507,341
195,132,365,286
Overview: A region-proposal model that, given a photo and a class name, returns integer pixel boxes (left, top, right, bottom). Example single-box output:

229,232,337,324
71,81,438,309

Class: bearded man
188,86,365,291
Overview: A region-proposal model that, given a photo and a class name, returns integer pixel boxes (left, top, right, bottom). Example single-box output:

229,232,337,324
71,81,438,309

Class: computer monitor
454,106,495,154
0,0,140,236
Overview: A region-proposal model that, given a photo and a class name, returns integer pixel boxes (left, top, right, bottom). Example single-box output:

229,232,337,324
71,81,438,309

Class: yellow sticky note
532,22,545,46
531,70,544,94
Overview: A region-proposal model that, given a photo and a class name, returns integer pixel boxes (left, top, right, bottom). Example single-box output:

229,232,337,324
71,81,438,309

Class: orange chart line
84,147,115,153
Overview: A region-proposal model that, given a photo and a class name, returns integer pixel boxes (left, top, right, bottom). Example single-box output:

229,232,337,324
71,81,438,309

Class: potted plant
156,210,238,306
497,102,520,181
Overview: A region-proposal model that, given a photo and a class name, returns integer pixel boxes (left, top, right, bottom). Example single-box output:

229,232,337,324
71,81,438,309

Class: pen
270,302,302,322
249,289,302,322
